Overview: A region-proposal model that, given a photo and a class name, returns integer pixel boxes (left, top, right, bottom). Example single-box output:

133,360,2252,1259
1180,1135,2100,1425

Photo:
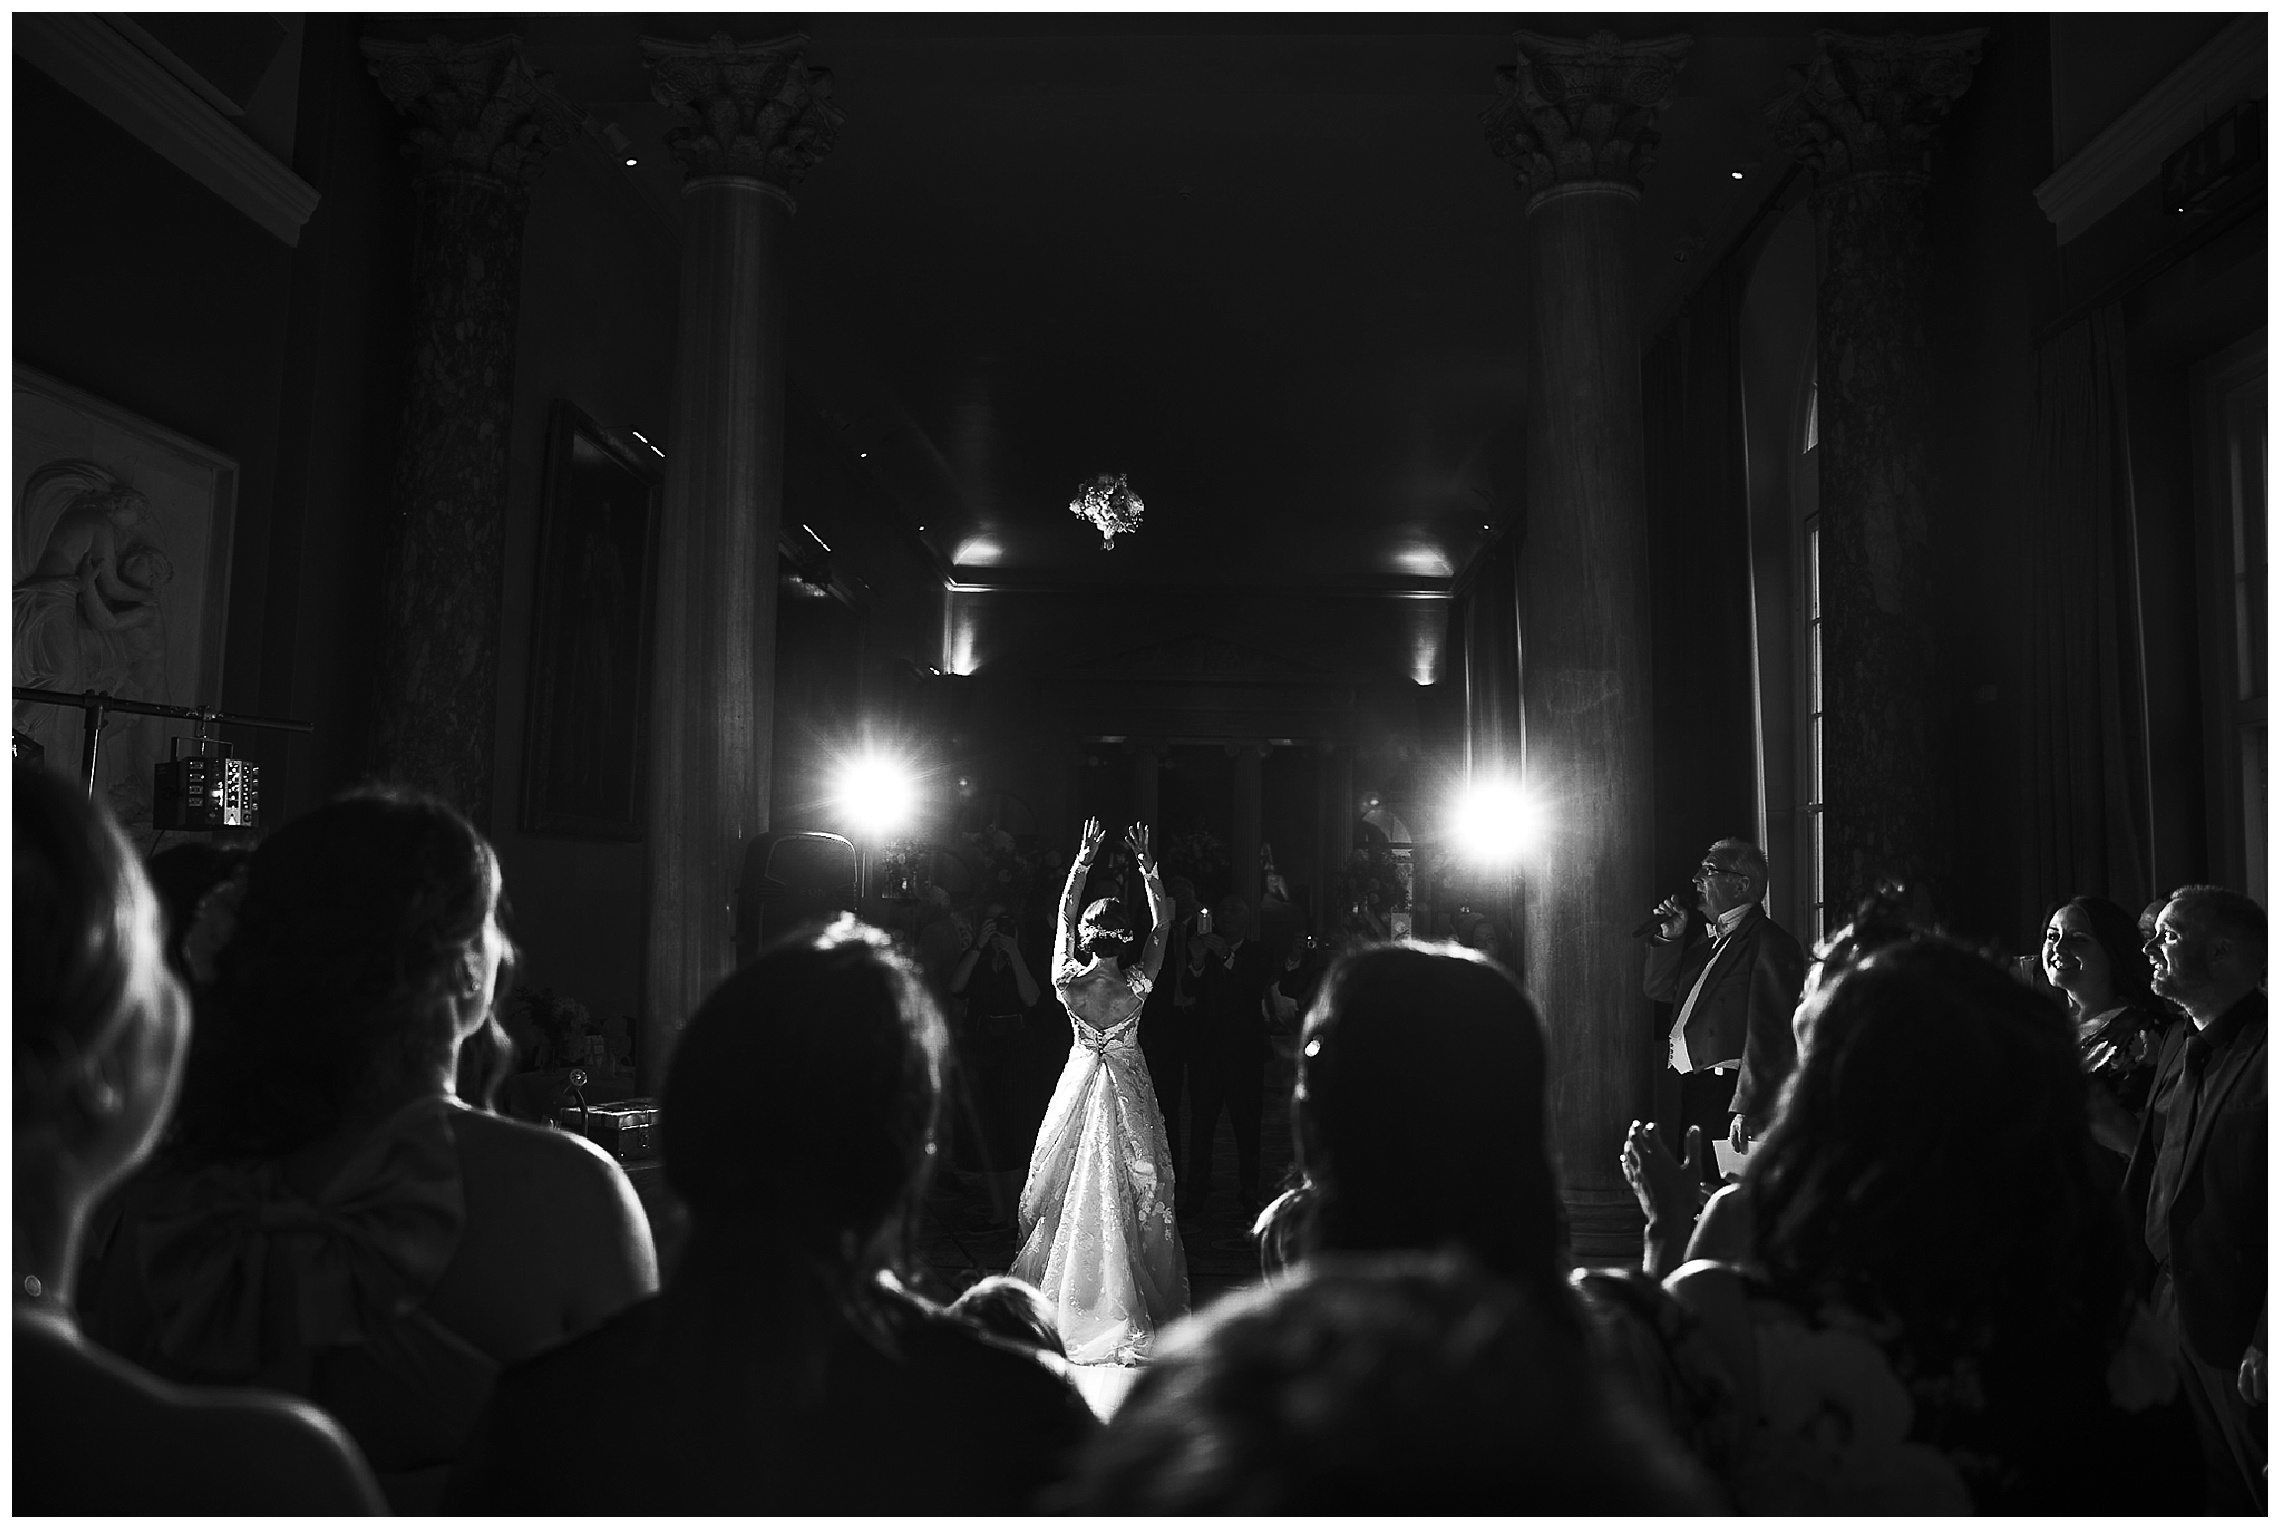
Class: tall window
1804,513,1826,941
2194,341,2267,907
2226,373,2267,903
1799,372,1825,943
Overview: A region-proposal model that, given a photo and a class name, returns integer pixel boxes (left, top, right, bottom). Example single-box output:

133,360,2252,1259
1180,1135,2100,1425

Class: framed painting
520,401,662,840
13,365,239,840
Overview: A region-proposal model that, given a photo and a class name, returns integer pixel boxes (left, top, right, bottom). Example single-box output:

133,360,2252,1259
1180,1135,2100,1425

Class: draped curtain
1642,255,1761,886
2023,305,2153,922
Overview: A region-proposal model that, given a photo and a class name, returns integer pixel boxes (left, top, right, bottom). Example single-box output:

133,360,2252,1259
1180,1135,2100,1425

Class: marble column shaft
639,33,840,1084
1771,28,1984,910
361,35,578,821
1486,29,1689,1260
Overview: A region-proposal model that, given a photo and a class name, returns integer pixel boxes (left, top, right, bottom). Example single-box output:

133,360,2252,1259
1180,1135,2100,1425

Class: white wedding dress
1010,857,1189,1365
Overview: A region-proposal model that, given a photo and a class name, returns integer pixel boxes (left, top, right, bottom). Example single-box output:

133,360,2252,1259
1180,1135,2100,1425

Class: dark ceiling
454,14,1918,590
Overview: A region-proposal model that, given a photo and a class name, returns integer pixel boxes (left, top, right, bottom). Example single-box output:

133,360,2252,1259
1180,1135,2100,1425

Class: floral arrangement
1158,826,1228,893
500,987,596,1072
1330,843,1409,940
956,823,1043,911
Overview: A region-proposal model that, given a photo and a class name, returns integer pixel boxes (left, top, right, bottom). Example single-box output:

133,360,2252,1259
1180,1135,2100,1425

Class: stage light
834,754,918,838
1450,777,1542,865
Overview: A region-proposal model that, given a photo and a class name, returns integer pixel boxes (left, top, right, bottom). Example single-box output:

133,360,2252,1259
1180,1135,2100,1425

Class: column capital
1767,29,1988,182
642,32,843,190
1482,29,1692,199
361,34,582,190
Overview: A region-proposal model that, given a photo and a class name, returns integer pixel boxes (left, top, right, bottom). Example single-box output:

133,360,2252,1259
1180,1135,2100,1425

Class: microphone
1630,885,1699,940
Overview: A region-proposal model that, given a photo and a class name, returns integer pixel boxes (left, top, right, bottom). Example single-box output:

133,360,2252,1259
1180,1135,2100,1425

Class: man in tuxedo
1642,838,1806,1178
2124,885,2266,1513
1182,894,1275,1220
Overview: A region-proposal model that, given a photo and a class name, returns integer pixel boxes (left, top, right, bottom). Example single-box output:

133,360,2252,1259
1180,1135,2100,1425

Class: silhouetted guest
1251,943,1569,1306
949,897,1041,1225
1597,933,2200,1513
2042,893,2174,1155
948,1274,1067,1360
142,838,250,983
447,918,1097,1514
15,764,381,1514
2125,885,2267,1513
1644,838,1807,1177
1182,893,1275,1218
1137,873,1199,1174
1056,1253,1714,1513
77,789,657,1512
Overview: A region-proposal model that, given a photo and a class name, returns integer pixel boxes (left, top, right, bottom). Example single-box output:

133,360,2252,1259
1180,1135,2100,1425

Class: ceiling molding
2034,14,2266,246
16,13,320,247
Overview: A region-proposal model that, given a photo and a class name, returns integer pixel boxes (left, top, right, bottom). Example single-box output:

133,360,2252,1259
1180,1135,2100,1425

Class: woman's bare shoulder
450,1106,633,1193
18,1322,382,1513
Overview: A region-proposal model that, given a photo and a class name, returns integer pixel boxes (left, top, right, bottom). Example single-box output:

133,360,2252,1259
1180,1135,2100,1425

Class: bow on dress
135,1095,468,1379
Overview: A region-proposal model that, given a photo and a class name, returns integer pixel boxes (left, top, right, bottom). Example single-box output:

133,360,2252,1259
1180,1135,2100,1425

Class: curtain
2023,305,2153,922
1642,255,1761,885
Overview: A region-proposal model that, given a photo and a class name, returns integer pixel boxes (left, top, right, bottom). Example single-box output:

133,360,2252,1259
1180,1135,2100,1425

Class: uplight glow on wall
1393,543,1452,578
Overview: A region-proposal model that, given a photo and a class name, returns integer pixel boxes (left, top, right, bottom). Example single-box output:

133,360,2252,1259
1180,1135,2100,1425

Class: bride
1010,817,1190,1364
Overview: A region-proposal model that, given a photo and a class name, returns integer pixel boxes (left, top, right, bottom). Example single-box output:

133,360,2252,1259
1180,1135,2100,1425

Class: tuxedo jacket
2121,992,2267,1368
1642,905,1807,1130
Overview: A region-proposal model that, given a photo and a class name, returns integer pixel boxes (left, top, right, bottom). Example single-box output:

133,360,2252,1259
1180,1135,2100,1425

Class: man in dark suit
2124,885,2266,1514
1642,838,1807,1177
1182,894,1275,1220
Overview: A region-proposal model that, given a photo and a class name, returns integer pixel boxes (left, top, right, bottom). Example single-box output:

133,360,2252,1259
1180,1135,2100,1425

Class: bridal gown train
1010,969,1190,1365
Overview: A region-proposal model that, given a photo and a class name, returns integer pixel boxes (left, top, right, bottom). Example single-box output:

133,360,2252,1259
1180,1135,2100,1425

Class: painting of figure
13,368,236,836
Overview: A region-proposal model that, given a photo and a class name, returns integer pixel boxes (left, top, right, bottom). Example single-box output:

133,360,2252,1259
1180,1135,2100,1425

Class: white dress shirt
1668,902,1755,1075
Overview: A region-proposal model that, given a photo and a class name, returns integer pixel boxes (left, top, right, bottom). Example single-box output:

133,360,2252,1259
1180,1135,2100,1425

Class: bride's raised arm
1055,816,1104,976
1127,823,1173,988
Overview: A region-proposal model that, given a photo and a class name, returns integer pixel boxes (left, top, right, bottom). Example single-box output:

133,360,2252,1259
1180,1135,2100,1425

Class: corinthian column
1770,29,1983,910
1483,28,1689,1259
361,35,579,820
639,33,841,1082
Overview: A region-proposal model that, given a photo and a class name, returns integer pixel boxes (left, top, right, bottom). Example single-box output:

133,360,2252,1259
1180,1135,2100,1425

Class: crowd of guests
14,765,2265,1513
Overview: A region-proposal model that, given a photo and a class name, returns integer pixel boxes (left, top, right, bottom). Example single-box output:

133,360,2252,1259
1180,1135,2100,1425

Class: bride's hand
1077,817,1106,861
1124,823,1153,867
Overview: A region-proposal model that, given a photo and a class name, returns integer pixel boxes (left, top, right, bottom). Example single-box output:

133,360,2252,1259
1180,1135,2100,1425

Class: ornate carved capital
642,33,843,188
361,34,582,190
1482,29,1692,197
1767,29,1988,181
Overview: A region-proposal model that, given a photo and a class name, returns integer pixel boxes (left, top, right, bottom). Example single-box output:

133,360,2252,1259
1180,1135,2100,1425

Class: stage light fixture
834,754,918,838
1450,777,1542,865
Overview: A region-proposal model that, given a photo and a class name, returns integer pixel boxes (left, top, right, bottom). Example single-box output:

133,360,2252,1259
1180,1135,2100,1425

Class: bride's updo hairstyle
1290,943,1566,1304
1077,897,1140,972
664,916,946,1270
169,788,507,1163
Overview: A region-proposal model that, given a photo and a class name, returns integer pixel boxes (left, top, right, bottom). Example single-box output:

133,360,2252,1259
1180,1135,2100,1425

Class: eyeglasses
1696,864,1743,881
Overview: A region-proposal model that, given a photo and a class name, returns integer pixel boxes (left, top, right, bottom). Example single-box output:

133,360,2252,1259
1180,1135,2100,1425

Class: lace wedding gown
1010,853,1189,1365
